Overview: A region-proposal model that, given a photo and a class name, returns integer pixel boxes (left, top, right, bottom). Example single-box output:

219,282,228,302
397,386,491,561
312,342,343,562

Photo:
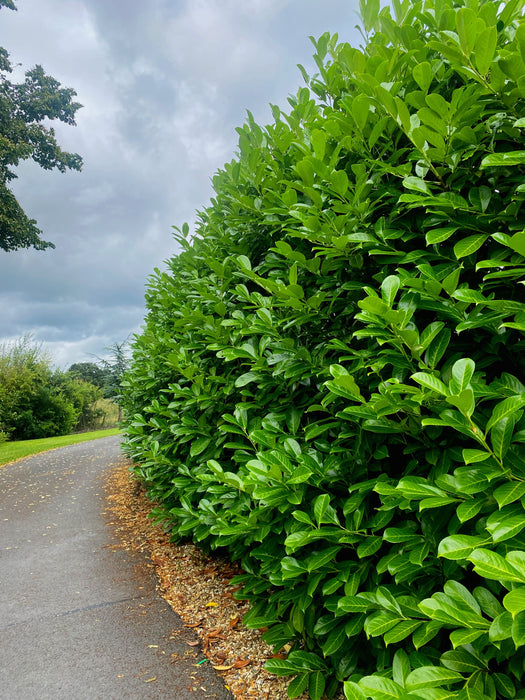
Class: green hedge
122,1,525,698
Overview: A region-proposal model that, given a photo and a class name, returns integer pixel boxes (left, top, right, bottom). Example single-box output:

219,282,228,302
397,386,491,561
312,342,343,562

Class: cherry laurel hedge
122,1,525,698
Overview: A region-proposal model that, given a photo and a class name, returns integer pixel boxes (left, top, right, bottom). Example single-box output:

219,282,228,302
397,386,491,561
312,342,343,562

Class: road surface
0,436,232,699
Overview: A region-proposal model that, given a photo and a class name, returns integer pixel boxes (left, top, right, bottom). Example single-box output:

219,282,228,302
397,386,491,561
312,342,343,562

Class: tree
98,341,129,420
67,362,108,389
0,1,83,252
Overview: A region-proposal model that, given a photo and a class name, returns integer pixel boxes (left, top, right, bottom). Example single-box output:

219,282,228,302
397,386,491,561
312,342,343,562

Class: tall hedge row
122,1,525,698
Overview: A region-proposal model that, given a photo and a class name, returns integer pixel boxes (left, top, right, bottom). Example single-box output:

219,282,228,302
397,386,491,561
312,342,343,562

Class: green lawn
0,428,121,466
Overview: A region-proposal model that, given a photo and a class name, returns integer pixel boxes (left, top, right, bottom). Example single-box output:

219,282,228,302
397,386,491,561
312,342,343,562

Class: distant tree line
0,336,128,442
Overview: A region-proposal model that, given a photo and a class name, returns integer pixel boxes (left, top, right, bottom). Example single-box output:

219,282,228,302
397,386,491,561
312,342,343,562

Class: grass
0,427,121,466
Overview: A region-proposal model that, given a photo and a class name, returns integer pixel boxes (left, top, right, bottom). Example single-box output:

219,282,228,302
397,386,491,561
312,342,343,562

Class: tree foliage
67,362,109,389
0,1,82,251
122,0,525,698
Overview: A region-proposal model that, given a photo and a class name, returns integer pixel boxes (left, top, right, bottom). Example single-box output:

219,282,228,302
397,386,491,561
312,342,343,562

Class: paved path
0,436,232,699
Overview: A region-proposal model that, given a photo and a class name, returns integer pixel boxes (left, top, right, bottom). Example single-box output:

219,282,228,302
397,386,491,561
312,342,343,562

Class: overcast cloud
1,0,360,367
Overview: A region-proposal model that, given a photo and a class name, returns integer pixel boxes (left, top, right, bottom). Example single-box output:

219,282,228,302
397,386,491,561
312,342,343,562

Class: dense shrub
122,1,525,698
0,337,106,439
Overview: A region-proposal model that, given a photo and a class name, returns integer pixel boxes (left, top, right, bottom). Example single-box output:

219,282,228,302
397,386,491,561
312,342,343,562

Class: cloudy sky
1,0,361,368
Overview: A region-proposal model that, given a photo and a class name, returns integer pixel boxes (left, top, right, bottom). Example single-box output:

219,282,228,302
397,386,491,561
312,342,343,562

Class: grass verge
0,428,121,466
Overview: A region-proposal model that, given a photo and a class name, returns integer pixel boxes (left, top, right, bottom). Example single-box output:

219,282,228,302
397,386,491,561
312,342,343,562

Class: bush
122,1,525,698
0,337,104,439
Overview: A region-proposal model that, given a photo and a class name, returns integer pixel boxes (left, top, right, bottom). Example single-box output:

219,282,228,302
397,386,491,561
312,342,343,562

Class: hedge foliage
122,1,525,697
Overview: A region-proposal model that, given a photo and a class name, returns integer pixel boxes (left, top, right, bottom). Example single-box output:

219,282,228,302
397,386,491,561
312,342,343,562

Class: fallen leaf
186,641,200,647
206,602,218,607
234,659,251,668
144,677,157,682
213,665,234,671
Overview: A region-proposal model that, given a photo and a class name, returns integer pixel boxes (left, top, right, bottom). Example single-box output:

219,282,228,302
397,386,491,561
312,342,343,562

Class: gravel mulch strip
103,458,310,700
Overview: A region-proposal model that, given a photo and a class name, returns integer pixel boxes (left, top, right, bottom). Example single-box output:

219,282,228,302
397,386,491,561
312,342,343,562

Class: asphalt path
0,436,232,699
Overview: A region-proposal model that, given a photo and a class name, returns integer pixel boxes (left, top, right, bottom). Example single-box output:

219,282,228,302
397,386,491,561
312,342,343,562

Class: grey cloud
0,0,360,368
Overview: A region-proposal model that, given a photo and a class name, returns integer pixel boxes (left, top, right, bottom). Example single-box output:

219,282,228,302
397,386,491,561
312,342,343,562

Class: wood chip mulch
103,457,310,700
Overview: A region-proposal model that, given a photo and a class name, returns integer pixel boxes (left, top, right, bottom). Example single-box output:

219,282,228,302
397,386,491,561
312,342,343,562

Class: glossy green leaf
503,588,525,617
413,62,432,92
453,235,488,259
486,396,525,432
438,535,484,560
287,673,309,699
405,666,464,691
512,611,525,647
411,372,448,395
343,681,367,700
308,670,326,700
468,549,524,582
359,675,405,699
493,482,525,508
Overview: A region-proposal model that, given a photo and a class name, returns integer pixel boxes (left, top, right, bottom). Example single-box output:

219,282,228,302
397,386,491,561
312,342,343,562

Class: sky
1,0,361,368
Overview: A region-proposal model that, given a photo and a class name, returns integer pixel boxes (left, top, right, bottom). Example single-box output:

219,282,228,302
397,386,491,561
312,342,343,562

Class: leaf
413,620,442,649
359,675,405,699
384,620,423,645
493,482,525,508
451,358,475,393
235,372,258,387
438,535,484,560
453,235,488,259
338,595,375,613
405,666,464,691
381,275,401,306
236,254,252,271
474,25,498,75
503,587,525,616
449,628,485,648
486,395,525,432
481,152,525,167
357,536,383,558
512,611,525,647
456,7,478,55
403,176,431,194
264,659,299,676
446,389,475,417
486,511,525,544
313,493,335,525
462,449,491,465
322,624,347,656
456,500,483,523
413,62,432,92
190,437,211,457
287,673,309,698
325,374,364,402
468,549,524,582
364,611,403,638
425,226,458,245
308,671,326,700
425,328,451,368
344,681,367,700
489,611,513,642
493,673,516,699
440,648,485,673
358,296,389,316
411,372,448,395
